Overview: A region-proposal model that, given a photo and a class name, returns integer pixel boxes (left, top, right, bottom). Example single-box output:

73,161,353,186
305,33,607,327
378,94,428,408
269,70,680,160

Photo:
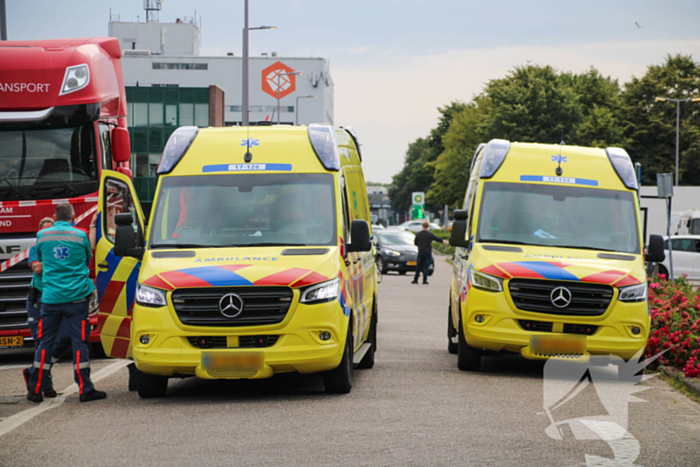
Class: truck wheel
135,367,169,398
458,317,482,371
357,309,377,369
447,302,458,355
323,325,354,394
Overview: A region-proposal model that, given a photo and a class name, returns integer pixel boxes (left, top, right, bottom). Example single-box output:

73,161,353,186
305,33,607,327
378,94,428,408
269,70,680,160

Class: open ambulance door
95,170,146,359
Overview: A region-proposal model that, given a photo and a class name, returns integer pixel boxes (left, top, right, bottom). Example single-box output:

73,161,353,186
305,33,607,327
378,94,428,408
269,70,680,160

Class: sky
5,1,700,184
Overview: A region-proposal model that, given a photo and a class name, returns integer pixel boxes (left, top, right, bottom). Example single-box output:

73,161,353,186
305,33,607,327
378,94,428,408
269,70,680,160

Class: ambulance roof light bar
479,139,511,179
157,126,199,175
308,123,340,171
606,147,639,190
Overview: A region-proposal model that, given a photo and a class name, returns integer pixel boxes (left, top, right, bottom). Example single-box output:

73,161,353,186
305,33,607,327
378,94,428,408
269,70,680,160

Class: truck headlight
300,278,340,304
136,283,167,307
385,249,401,257
59,64,90,96
470,269,503,292
618,283,647,302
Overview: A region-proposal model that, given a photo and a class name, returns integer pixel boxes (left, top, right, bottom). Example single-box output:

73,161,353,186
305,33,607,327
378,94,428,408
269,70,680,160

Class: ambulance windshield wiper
219,242,309,247
551,245,618,253
150,243,218,249
480,240,531,246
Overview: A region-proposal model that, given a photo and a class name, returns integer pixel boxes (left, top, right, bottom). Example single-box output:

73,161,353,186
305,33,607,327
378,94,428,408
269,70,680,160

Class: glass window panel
165,104,177,126
194,104,209,127
133,103,148,127
149,103,163,126
179,103,194,126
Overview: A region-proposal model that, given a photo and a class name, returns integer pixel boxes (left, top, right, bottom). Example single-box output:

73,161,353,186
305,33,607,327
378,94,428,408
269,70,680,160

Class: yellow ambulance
94,124,377,397
448,140,665,371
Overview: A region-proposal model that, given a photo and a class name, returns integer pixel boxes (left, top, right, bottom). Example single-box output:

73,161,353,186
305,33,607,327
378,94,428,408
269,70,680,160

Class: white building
109,17,333,127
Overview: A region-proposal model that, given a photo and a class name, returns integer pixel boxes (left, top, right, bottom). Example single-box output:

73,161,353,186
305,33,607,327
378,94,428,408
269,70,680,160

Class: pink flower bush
645,275,700,378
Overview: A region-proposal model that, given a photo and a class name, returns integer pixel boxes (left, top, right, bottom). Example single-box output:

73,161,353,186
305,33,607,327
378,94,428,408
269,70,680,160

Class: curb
660,366,700,398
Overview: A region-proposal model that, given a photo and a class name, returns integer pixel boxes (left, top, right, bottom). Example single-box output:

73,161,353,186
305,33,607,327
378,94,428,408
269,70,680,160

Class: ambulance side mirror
449,220,470,248
114,213,144,259
645,234,665,263
347,220,372,253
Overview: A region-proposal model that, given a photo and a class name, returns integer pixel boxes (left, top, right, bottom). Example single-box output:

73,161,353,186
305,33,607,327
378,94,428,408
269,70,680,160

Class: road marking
0,359,128,438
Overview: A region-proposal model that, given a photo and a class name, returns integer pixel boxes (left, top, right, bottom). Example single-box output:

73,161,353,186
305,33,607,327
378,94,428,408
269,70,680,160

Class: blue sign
202,163,293,173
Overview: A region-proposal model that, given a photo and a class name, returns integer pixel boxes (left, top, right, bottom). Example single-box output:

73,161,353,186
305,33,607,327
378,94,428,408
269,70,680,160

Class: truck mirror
449,220,470,248
347,220,372,253
645,234,665,263
454,210,468,221
112,128,131,164
114,213,143,259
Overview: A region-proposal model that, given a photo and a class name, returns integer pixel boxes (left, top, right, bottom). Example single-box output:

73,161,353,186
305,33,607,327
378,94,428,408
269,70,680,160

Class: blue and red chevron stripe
480,261,641,286
143,265,329,289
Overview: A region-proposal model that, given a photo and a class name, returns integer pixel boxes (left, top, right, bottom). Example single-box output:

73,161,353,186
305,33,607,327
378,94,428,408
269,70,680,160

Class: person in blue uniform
22,217,72,398
26,203,106,403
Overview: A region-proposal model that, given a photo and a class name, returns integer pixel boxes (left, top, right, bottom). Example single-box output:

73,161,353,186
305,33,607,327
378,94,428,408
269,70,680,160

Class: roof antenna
244,117,253,162
555,140,565,176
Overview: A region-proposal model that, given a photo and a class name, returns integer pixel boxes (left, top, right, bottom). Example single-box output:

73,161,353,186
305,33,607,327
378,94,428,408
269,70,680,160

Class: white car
397,220,442,232
659,235,700,280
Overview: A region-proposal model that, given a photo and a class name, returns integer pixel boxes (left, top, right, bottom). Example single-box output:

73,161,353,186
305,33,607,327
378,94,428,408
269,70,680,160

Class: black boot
79,389,107,402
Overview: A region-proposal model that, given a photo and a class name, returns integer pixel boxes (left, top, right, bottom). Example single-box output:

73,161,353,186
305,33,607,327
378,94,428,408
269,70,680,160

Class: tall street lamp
241,0,275,127
276,71,302,125
295,95,316,125
654,96,700,186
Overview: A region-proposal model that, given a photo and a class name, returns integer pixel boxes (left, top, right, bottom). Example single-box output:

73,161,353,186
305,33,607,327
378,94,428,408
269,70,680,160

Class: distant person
22,218,72,398
412,220,448,285
26,203,106,403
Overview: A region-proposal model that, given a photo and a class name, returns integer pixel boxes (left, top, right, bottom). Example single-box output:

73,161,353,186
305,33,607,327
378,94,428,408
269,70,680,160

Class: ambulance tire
357,309,377,369
90,342,107,359
447,303,458,354
323,325,354,394
457,317,482,371
135,368,169,398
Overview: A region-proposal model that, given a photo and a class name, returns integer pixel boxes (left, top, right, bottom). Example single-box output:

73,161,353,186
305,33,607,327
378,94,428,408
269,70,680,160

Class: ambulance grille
187,335,279,348
172,287,293,327
0,261,32,330
508,279,613,316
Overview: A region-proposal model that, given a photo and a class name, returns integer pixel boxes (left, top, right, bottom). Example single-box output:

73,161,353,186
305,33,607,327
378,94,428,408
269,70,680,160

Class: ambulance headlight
136,283,167,307
618,282,647,302
301,278,341,304
158,126,199,175
469,269,503,292
59,64,90,96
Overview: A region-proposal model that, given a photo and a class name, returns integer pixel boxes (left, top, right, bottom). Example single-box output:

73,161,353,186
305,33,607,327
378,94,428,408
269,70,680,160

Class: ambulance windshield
477,182,640,254
149,173,337,248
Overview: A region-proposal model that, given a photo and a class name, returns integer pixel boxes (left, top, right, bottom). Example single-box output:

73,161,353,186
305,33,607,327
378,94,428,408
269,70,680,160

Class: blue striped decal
125,261,141,313
178,266,253,286
512,261,580,281
96,249,122,302
202,163,292,173
520,175,598,187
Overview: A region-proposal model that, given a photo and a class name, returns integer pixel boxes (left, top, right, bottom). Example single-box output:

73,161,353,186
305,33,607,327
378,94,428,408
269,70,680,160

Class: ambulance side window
103,178,137,243
340,176,351,245
98,124,113,172
467,182,479,237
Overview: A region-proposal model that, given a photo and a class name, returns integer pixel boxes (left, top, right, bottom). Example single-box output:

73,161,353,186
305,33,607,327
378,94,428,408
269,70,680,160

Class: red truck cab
0,37,131,351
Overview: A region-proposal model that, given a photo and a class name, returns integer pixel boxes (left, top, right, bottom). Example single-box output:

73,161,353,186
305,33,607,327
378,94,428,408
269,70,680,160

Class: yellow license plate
0,336,23,348
202,352,263,371
407,261,417,266
531,335,585,355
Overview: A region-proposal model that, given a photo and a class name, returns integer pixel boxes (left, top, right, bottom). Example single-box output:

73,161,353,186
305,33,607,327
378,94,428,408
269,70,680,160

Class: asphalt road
1,256,699,466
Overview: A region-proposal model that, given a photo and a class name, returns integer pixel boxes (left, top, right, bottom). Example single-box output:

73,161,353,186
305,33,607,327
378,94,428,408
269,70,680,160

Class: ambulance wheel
657,264,669,279
458,317,481,371
90,342,106,359
135,368,169,398
357,309,377,369
447,303,458,355
323,325,353,394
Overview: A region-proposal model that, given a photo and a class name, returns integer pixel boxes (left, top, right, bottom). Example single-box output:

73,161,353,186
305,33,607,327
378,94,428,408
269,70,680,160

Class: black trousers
414,251,432,282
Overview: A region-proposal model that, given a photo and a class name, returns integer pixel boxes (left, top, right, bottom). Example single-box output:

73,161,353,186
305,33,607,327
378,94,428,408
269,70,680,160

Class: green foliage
620,54,700,185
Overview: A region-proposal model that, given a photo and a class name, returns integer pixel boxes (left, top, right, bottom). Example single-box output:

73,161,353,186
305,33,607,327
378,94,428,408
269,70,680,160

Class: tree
479,64,582,144
426,97,490,208
620,54,700,185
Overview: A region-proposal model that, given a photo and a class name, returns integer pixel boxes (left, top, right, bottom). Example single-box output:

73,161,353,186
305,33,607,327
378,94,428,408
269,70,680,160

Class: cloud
335,40,700,183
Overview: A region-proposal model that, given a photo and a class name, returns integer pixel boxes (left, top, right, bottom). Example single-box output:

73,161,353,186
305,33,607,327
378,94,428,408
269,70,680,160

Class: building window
152,62,208,70
228,105,294,113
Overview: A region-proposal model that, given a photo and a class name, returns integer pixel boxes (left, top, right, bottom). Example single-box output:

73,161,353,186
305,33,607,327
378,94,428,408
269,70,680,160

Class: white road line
0,359,129,438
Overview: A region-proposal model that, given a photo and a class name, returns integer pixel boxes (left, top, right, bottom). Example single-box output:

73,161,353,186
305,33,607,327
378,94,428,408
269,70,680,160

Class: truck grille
509,279,613,316
171,287,293,327
0,261,31,330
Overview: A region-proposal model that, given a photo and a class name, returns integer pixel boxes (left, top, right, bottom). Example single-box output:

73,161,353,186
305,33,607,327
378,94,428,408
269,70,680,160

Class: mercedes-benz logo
550,286,572,308
219,293,244,318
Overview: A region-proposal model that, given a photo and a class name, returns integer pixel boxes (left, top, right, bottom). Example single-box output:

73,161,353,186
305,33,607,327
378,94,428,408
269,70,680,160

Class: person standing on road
22,217,72,398
26,203,106,403
412,220,448,285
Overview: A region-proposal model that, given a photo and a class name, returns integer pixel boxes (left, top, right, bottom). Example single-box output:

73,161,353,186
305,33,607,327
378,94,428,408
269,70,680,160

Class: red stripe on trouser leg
76,350,84,394
82,321,86,341
38,318,42,340
35,349,45,394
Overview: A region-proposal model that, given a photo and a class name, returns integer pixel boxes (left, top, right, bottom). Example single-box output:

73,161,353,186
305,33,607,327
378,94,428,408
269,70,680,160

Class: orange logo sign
261,61,297,99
